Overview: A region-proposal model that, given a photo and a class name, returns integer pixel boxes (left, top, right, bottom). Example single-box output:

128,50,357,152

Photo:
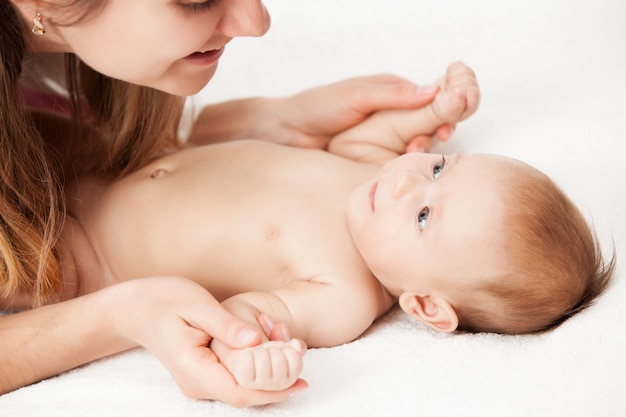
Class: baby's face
347,152,515,297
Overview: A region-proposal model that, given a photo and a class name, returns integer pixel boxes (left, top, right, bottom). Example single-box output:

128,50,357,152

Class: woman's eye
433,155,446,179
183,0,218,13
417,207,430,230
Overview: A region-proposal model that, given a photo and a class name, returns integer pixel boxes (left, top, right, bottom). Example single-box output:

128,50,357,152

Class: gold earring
32,13,45,36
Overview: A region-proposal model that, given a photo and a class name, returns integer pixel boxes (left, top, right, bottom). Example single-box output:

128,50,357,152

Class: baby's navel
265,225,280,241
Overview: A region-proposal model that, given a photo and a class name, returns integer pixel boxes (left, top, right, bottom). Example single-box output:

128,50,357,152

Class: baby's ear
399,293,458,333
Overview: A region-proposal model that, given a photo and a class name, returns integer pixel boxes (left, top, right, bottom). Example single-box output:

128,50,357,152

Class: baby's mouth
369,182,378,212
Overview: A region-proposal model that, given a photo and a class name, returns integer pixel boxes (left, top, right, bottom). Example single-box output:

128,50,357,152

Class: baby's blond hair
455,162,615,335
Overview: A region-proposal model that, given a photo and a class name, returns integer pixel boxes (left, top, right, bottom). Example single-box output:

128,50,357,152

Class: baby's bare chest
84,143,374,299
169,173,362,298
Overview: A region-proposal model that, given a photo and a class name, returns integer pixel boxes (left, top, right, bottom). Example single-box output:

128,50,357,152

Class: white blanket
3,1,625,416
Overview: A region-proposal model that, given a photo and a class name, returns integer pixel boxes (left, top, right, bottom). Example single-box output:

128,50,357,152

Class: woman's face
45,0,271,95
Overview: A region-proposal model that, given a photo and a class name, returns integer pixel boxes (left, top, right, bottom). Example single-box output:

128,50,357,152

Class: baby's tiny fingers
283,344,306,380
288,339,306,353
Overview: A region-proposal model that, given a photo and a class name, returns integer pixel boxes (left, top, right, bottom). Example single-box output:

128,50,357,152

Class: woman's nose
218,0,271,37
392,170,422,199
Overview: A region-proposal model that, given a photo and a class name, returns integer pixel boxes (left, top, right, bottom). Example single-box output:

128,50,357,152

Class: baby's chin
347,179,374,214
344,183,372,237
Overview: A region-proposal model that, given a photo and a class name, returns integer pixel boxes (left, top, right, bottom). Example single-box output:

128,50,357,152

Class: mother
0,0,441,406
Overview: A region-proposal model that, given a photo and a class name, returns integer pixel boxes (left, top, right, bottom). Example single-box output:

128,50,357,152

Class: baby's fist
230,339,306,391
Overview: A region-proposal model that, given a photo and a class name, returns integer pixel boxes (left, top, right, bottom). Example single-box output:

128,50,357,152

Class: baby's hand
392,61,481,150
328,61,480,162
224,339,307,391
429,61,480,125
403,61,480,152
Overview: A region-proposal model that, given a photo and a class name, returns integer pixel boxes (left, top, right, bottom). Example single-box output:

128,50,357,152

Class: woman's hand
113,276,305,407
262,74,443,150
190,74,447,152
328,61,480,162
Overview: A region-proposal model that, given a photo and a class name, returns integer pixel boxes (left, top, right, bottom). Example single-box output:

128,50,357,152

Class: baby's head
347,152,614,335
451,159,614,334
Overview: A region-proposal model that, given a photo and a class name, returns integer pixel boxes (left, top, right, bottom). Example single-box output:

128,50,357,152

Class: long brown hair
1,0,183,306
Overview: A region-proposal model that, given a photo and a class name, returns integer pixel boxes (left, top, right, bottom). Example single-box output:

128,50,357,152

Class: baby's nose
392,170,423,199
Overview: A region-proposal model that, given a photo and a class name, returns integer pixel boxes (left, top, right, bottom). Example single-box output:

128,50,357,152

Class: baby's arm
328,61,480,164
211,279,382,391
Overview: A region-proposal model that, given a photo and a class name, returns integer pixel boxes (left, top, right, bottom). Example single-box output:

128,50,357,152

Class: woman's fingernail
441,126,455,141
416,84,437,95
280,323,291,341
289,387,308,396
236,328,258,345
262,314,275,330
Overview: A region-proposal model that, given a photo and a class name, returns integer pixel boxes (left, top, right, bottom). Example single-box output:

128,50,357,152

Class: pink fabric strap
21,86,72,116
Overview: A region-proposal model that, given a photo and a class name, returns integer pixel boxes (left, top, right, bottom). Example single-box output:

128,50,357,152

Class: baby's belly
81,142,367,300
88,184,302,299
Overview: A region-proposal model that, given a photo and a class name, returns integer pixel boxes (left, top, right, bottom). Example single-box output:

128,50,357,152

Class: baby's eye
433,155,446,179
416,207,430,230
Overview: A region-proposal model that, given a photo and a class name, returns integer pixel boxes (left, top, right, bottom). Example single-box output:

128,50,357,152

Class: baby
63,62,613,393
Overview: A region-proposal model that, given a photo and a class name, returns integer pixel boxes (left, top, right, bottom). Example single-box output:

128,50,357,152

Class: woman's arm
187,74,440,150
0,277,302,407
0,285,133,394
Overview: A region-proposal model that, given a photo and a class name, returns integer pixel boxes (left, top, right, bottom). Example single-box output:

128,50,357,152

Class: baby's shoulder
311,269,394,318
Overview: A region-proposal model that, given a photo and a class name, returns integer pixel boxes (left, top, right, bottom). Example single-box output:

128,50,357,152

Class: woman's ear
10,0,38,17
398,293,458,333
10,0,43,30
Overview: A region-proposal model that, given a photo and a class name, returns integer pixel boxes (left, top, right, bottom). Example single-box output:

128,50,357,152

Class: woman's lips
184,47,225,66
